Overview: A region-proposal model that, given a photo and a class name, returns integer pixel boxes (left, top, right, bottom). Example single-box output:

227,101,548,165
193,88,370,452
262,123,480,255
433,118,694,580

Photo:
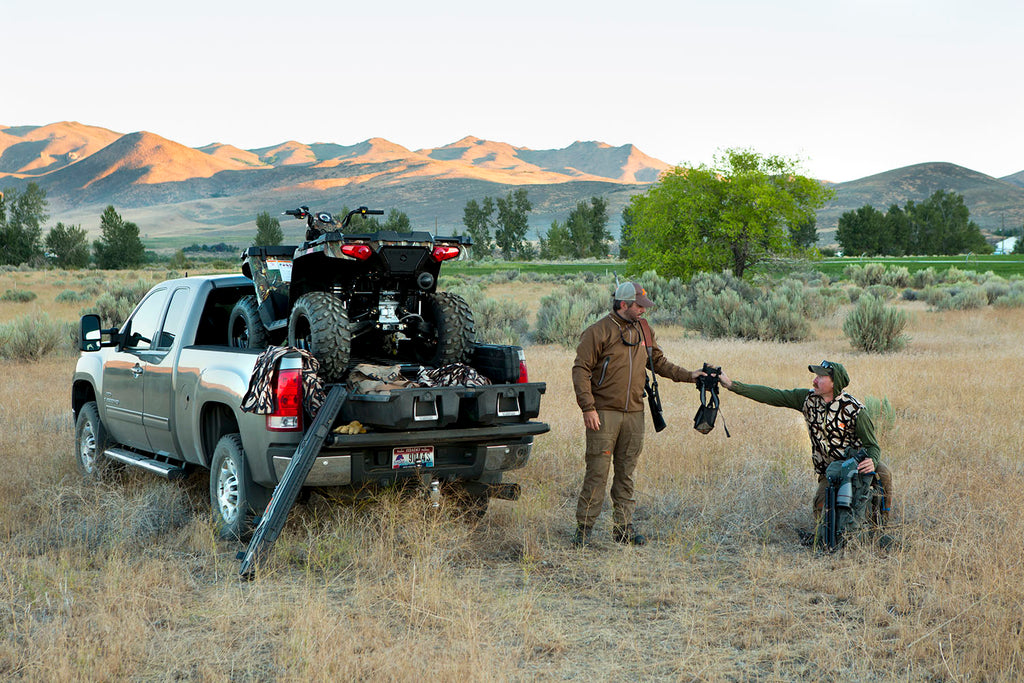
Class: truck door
101,288,168,449
142,287,190,455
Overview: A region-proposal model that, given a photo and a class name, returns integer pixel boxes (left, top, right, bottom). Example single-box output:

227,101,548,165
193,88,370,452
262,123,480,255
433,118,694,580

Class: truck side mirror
80,315,103,352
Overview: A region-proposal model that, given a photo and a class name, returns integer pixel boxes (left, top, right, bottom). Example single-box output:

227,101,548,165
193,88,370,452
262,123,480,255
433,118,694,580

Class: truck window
123,288,169,351
154,288,190,350
194,285,255,346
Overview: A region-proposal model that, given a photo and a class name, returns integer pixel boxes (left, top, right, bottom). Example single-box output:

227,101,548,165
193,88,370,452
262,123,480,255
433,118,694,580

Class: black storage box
471,343,523,384
338,387,461,431
458,383,545,425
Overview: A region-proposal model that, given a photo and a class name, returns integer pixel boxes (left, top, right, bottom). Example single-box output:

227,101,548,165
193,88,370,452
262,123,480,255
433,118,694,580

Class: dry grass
2,269,1023,680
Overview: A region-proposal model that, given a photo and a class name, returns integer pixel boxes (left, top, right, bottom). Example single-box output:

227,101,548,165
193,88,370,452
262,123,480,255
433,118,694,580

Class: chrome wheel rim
79,422,98,474
216,457,241,523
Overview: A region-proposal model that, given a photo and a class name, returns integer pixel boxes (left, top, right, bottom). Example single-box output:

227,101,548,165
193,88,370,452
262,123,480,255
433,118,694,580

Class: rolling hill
1,121,1021,249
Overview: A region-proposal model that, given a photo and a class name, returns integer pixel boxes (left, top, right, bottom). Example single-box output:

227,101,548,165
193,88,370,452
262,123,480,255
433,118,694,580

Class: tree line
836,190,993,256
1,183,146,269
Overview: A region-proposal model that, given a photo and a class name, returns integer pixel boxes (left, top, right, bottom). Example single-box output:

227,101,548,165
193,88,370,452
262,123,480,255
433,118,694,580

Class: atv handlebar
342,206,384,229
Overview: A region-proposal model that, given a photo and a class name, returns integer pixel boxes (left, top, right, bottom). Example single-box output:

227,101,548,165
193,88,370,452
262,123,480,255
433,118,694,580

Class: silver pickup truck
72,274,548,539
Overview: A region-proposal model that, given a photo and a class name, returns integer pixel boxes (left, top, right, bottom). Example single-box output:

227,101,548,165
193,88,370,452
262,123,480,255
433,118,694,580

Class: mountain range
2,121,1022,248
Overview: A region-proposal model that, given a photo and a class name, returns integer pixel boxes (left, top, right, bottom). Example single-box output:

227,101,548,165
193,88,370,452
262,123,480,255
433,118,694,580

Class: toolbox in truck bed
336,382,546,430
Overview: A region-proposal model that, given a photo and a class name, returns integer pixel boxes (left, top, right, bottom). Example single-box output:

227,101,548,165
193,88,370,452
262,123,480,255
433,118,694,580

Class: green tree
906,190,990,255
93,205,146,269
253,211,284,246
383,209,411,231
0,182,49,265
625,149,832,279
565,196,611,258
837,205,886,256
45,222,90,268
788,214,818,250
462,197,495,257
618,204,637,260
539,220,573,259
494,189,532,260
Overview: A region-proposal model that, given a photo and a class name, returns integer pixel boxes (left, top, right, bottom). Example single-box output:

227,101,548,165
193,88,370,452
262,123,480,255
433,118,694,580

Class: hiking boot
571,524,593,547
612,524,646,546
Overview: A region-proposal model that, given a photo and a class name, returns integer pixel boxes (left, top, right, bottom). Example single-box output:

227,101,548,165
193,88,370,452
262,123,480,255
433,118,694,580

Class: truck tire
228,295,271,349
210,434,271,541
423,292,475,367
288,292,351,382
74,401,116,480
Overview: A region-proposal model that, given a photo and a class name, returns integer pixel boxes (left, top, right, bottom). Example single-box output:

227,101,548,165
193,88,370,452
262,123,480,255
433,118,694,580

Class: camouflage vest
802,392,864,474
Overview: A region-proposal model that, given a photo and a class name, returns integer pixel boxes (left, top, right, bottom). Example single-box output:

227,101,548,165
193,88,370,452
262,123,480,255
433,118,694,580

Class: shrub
981,277,1010,304
843,295,909,353
534,282,607,347
862,395,897,438
471,297,530,345
847,286,863,303
0,313,74,360
55,289,92,303
932,285,987,311
910,267,938,289
864,284,897,301
901,288,919,301
2,288,37,302
881,266,911,289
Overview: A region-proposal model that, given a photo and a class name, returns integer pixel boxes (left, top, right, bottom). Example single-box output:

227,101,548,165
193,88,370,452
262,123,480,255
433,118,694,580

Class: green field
445,255,1024,280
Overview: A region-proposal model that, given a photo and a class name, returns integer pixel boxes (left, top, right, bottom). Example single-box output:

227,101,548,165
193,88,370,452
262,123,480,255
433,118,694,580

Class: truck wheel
288,292,351,382
228,295,270,349
74,401,116,480
422,292,475,367
210,434,271,541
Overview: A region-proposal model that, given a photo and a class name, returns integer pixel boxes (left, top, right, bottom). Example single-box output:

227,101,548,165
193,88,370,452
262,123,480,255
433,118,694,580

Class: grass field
1,268,1023,680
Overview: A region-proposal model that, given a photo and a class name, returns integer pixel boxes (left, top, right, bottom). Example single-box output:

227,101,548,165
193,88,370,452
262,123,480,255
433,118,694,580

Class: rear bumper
268,421,549,487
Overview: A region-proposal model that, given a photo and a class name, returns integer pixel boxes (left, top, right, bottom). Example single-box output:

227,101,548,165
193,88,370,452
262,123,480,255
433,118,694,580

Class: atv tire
288,292,351,382
228,295,271,349
422,291,475,367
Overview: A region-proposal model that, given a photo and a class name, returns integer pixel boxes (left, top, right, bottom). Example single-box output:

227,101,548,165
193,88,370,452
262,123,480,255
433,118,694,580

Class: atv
230,206,475,382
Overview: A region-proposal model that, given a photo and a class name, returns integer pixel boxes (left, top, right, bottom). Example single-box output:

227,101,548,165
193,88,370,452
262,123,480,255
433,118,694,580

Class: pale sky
4,0,1022,182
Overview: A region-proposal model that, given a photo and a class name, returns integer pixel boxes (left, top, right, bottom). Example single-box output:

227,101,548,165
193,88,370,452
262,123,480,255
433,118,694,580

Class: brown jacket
572,313,694,413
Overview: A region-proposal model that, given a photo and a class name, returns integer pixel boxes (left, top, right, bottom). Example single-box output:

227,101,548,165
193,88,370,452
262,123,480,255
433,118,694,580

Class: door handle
131,363,144,378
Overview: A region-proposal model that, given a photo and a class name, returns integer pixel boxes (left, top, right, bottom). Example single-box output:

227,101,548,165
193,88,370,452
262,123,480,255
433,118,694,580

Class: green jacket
729,381,880,474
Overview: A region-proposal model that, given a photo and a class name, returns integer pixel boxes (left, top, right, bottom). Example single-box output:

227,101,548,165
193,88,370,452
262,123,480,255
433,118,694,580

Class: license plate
392,446,434,469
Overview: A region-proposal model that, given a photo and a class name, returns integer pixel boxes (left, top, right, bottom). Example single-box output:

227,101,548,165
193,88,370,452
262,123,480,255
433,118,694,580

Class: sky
3,0,1022,182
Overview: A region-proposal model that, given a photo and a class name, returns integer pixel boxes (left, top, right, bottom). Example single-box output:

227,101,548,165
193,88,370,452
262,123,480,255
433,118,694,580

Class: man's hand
583,410,601,431
718,370,733,390
689,369,706,381
857,458,876,474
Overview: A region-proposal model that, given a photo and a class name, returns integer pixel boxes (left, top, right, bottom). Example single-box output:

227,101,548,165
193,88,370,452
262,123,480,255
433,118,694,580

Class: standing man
718,361,893,529
571,282,704,546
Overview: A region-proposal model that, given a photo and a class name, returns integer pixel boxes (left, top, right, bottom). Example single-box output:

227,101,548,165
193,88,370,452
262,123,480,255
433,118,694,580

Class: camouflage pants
576,410,645,528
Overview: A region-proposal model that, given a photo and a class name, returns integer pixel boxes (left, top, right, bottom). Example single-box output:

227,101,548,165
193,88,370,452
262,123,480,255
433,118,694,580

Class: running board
103,448,187,480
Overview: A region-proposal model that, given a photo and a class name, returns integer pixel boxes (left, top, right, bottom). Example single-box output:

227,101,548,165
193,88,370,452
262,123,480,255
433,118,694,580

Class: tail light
517,348,528,384
267,366,303,431
431,245,460,262
341,244,373,260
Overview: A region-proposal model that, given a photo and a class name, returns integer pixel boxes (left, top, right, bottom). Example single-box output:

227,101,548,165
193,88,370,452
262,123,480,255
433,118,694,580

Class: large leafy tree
494,189,532,260
383,209,411,231
462,197,495,256
539,220,573,259
45,222,91,268
565,196,611,258
93,205,146,269
0,182,49,265
624,149,832,279
837,205,887,255
253,211,284,246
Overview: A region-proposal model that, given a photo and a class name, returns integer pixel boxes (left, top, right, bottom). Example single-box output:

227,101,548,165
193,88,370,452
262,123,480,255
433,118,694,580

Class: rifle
638,319,666,432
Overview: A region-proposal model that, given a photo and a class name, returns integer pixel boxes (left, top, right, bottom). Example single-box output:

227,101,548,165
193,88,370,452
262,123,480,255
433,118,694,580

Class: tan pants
813,461,894,524
576,410,645,528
